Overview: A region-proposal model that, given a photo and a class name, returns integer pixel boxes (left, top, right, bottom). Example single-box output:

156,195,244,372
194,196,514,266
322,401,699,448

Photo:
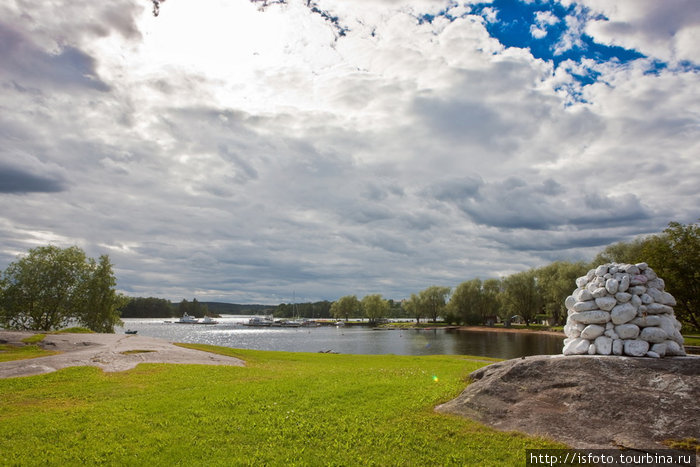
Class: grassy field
0,345,567,465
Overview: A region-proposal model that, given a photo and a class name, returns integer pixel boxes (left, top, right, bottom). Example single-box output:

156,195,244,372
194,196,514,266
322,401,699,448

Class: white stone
575,275,589,288
588,344,596,355
611,302,637,325
580,324,605,340
651,343,667,357
646,351,661,358
594,336,612,355
604,273,612,280
618,275,630,292
586,270,596,282
609,266,618,274
629,286,647,296
665,340,686,356
645,303,674,315
604,330,619,339
630,274,648,286
614,292,632,303
612,339,623,355
574,288,593,302
605,278,619,294
623,339,649,357
614,324,640,339
595,296,617,311
631,315,662,327
639,327,668,343
626,265,640,275
636,262,648,270
573,300,598,312
605,322,614,330
564,322,585,338
643,268,657,280
563,338,590,355
565,295,576,310
569,310,611,325
631,294,642,309
657,315,677,338
660,292,677,306
640,293,653,305
592,287,608,299
595,265,608,277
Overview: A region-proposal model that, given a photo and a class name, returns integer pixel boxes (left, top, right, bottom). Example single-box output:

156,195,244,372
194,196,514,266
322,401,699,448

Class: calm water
118,317,563,359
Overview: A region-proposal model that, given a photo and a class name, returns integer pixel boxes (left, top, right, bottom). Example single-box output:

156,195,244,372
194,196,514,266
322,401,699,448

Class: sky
1,0,699,304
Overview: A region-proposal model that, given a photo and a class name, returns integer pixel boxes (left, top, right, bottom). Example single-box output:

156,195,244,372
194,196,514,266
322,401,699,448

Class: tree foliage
639,221,700,329
500,270,540,326
0,245,124,332
120,297,175,318
330,295,360,321
417,286,451,323
534,261,588,325
361,294,389,325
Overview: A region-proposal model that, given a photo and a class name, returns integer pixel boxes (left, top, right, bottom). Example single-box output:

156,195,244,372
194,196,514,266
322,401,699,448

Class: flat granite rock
435,355,700,450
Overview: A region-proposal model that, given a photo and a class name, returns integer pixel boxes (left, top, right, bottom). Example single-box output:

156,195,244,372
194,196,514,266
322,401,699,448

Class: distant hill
193,302,274,315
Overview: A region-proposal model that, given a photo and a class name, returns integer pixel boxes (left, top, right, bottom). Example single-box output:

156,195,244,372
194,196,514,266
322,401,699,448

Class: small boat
200,316,219,325
335,321,345,327
176,312,200,324
245,316,273,327
125,329,138,335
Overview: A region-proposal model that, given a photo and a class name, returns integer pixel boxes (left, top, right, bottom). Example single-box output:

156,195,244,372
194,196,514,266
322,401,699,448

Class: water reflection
118,317,563,359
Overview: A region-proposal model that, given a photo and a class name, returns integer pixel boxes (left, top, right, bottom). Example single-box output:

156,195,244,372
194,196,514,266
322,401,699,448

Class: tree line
323,221,700,330
1,221,697,332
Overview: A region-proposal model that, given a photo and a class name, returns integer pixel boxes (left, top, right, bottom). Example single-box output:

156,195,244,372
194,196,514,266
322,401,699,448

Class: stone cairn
563,262,686,358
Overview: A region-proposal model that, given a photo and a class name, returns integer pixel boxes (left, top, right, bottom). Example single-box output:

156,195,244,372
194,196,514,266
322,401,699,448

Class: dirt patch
0,331,244,378
436,354,700,450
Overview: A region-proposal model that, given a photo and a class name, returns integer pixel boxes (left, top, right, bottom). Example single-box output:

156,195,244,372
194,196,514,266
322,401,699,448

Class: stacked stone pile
563,262,685,358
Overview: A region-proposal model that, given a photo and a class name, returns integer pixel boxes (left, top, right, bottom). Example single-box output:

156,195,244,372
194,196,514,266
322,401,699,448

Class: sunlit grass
0,344,59,362
0,345,566,465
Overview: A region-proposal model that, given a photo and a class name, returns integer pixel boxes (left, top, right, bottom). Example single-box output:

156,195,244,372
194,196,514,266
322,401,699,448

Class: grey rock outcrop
435,355,700,450
563,262,685,357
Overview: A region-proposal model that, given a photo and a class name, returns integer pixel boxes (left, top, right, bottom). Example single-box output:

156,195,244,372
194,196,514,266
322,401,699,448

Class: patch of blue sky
419,0,667,91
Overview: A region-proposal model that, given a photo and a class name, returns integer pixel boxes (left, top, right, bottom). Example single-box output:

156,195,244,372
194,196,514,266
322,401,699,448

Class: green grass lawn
0,345,566,465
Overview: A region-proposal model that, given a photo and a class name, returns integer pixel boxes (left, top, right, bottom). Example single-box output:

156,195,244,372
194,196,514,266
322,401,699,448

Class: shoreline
454,325,565,337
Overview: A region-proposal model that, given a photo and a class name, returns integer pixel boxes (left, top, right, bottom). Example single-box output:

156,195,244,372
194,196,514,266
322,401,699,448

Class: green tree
481,278,502,325
590,237,647,266
402,293,423,324
330,295,360,322
641,221,700,330
361,294,389,325
0,245,123,332
535,261,588,325
500,270,541,327
119,297,175,318
78,255,127,332
419,286,451,323
448,279,482,325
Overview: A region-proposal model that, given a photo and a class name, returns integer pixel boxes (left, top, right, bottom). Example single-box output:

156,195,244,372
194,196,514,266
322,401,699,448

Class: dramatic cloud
0,0,698,303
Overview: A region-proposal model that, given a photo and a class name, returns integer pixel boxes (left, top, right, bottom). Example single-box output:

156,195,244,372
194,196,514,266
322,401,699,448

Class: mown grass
0,343,59,363
0,345,566,465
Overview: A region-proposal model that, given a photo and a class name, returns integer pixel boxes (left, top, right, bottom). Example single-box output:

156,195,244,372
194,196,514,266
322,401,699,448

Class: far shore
454,325,564,337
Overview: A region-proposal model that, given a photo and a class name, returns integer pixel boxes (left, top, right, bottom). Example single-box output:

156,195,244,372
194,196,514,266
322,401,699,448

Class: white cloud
562,0,700,64
0,0,698,303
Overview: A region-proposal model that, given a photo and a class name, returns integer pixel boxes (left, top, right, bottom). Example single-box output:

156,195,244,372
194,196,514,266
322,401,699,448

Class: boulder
435,355,700,450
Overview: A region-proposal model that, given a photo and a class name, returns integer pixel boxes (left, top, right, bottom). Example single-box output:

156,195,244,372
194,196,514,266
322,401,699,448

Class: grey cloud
427,176,654,233
0,22,109,91
0,165,65,193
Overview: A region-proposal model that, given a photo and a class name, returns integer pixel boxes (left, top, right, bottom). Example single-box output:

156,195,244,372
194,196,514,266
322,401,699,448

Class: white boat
335,321,345,327
176,312,200,324
201,316,219,325
245,316,273,327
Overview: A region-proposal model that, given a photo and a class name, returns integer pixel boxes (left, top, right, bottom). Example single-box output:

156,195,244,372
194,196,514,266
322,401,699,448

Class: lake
118,317,564,359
